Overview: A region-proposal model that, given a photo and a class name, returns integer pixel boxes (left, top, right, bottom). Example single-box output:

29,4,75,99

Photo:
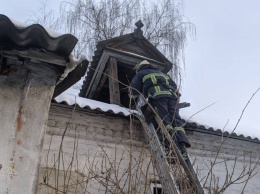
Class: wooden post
94,68,109,98
107,57,121,104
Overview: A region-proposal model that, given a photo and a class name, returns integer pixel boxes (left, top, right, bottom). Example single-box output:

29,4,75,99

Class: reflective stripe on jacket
129,67,178,100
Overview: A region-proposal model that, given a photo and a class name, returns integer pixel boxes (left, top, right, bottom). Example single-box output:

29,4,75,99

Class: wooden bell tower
79,20,175,108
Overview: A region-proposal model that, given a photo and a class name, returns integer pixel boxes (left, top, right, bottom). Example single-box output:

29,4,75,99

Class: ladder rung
136,96,205,194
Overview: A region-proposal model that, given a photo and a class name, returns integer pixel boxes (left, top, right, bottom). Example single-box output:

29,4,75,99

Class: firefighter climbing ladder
136,96,205,194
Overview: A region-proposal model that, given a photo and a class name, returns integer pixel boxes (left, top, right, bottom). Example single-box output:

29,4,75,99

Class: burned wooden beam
107,57,120,105
2,50,68,67
53,60,89,98
94,67,109,98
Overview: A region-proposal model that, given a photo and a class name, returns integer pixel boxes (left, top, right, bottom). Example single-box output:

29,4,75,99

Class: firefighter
129,60,191,160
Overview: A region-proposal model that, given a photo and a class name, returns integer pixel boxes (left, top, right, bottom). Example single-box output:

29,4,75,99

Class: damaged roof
0,14,77,58
0,14,89,97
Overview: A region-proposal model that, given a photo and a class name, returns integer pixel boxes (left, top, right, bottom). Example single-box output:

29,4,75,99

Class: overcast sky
1,0,259,138
181,0,260,139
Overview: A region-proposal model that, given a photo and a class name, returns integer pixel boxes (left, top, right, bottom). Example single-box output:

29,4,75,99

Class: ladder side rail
153,107,205,194
136,96,180,194
136,96,204,194
137,107,180,194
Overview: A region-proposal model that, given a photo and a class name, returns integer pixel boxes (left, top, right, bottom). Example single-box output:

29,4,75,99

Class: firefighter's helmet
133,60,151,72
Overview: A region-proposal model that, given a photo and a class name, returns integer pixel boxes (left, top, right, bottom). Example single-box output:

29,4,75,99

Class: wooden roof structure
79,20,174,107
0,14,88,97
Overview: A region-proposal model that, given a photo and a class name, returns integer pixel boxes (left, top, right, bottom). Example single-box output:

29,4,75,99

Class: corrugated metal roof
184,122,260,143
54,93,260,143
54,93,137,116
0,14,89,96
79,42,103,97
0,14,77,58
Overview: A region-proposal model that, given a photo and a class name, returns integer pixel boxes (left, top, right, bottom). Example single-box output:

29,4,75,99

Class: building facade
36,95,260,194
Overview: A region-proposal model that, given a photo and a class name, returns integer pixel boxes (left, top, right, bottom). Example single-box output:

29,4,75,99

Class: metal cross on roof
135,20,144,29
134,20,144,39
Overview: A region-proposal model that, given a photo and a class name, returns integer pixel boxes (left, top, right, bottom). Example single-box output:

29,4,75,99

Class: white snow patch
54,92,138,116
57,54,88,85
9,16,63,38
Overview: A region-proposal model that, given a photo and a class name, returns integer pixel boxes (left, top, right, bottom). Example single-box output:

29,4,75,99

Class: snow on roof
54,92,138,117
0,14,77,57
55,88,260,143
9,16,62,38
184,118,260,143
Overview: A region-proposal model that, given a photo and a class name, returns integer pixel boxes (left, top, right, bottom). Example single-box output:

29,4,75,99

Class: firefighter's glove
176,91,181,97
174,127,186,134
166,125,176,135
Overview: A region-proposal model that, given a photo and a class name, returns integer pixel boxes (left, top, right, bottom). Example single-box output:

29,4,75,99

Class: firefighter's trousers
150,97,191,148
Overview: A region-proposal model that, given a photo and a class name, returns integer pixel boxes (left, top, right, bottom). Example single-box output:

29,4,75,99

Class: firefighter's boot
179,142,188,160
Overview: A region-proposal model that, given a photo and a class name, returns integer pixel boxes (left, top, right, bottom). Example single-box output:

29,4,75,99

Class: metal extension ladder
135,96,204,194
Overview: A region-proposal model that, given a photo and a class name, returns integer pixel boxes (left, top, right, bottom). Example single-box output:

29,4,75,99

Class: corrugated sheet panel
184,122,260,143
79,42,103,97
54,93,137,117
0,14,77,58
54,93,260,143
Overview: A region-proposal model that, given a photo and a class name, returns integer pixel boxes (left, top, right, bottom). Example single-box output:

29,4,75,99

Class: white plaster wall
0,63,58,194
38,104,260,194
188,131,260,194
37,105,155,194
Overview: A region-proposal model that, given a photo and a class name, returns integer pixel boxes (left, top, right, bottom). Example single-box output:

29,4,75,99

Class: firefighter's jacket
129,67,178,100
